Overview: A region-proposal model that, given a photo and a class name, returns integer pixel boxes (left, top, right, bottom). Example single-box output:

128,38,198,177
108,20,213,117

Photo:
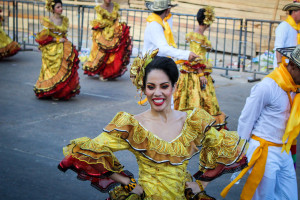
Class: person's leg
249,144,280,200
252,175,276,200
274,152,298,200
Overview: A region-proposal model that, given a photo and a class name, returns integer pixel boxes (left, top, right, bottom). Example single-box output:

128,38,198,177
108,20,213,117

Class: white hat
283,1,300,11
145,0,177,12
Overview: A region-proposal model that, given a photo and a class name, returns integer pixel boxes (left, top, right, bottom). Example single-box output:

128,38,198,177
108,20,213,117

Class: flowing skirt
34,40,80,100
0,27,20,59
174,73,226,129
83,23,132,79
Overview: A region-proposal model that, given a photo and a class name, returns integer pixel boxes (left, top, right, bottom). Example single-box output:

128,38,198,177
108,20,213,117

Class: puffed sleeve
189,109,248,182
58,113,132,192
35,28,53,45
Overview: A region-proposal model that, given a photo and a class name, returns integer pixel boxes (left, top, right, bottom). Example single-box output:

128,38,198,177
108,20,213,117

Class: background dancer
173,7,227,130
83,0,132,81
58,50,247,200
34,0,80,100
0,6,20,59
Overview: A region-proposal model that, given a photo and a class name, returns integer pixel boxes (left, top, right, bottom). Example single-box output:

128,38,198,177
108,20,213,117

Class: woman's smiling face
53,3,63,15
144,69,174,112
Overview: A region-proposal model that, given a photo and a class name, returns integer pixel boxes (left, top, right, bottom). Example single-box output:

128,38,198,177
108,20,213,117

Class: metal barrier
1,0,280,76
242,19,280,75
1,0,15,40
13,1,81,49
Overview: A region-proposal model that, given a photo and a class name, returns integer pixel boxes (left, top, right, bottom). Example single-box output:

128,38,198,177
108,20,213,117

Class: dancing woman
173,7,227,130
58,50,247,200
34,0,80,100
83,0,132,81
0,6,21,59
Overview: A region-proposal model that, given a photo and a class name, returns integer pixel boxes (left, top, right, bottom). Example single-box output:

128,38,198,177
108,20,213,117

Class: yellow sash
146,13,177,48
285,15,300,44
266,63,300,153
220,135,282,200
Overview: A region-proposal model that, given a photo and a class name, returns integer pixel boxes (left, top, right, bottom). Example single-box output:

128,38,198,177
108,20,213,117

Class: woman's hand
188,52,199,62
199,76,207,87
109,173,144,196
186,181,209,194
53,38,66,43
131,184,144,195
59,38,66,43
186,182,201,194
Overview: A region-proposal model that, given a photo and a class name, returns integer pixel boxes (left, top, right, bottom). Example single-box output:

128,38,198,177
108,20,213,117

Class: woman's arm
109,173,144,195
109,172,130,185
197,68,207,87
185,181,209,194
35,29,53,45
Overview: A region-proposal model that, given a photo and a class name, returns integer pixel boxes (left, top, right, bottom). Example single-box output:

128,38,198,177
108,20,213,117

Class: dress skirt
34,40,80,100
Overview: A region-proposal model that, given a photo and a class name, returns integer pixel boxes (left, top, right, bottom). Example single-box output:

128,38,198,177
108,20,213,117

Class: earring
137,91,148,106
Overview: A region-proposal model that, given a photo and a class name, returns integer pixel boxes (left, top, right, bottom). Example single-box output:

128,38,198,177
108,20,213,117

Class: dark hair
153,9,168,16
197,8,206,26
52,0,63,11
142,56,179,90
289,10,293,15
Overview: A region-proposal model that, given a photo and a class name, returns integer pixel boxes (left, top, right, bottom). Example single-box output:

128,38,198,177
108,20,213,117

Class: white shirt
142,21,190,60
274,21,298,68
238,78,295,144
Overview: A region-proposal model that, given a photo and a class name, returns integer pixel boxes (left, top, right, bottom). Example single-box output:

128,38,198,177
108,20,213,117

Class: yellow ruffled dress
174,32,226,129
59,108,247,199
0,15,20,59
34,16,80,100
83,3,132,79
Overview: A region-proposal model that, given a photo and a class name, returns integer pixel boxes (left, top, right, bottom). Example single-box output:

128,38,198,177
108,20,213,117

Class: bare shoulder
173,110,187,122
133,110,150,123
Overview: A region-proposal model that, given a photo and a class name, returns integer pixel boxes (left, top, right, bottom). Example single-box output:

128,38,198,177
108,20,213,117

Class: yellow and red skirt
83,22,132,79
0,27,20,59
34,39,80,100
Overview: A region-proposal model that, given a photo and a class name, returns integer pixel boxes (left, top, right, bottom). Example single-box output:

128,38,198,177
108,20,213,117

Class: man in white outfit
274,1,300,68
222,46,300,200
143,0,198,61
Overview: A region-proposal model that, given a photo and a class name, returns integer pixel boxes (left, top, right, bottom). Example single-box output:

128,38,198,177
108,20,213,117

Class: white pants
246,138,298,200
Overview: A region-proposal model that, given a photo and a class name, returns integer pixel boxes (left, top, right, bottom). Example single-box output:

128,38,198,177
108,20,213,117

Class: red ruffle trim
9,48,20,56
179,70,210,76
58,156,131,193
0,41,21,59
184,62,206,70
92,25,104,30
35,47,80,100
194,155,248,182
35,36,54,46
92,25,101,30
84,24,132,79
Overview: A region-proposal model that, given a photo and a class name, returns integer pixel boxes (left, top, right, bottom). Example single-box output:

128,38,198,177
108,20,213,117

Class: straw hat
290,46,300,68
277,46,300,68
145,0,177,12
283,0,300,11
168,0,178,8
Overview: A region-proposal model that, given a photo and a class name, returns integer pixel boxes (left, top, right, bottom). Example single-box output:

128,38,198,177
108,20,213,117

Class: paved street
0,51,299,200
